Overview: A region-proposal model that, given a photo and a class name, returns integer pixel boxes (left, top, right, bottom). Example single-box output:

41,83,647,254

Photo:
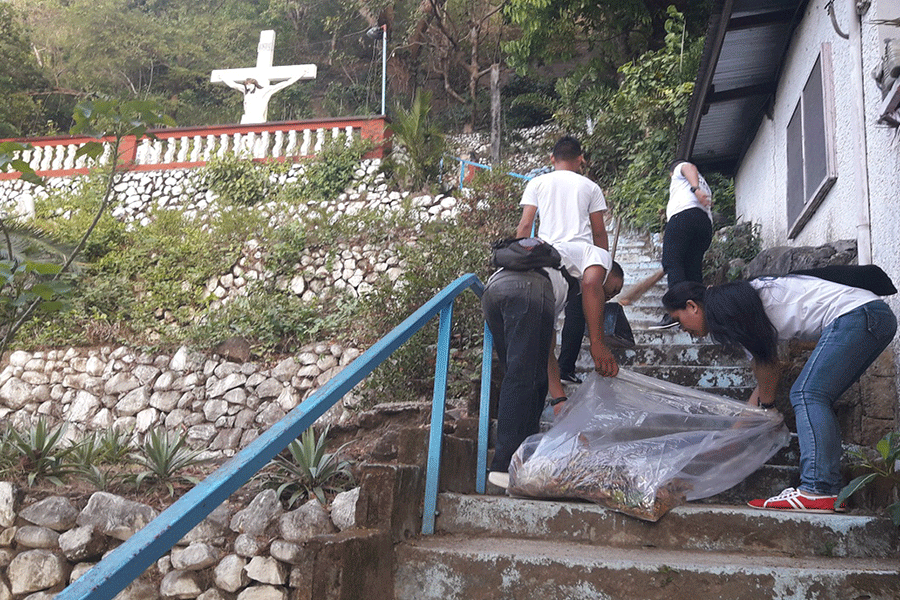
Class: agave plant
268,425,354,507
6,418,78,486
130,428,209,496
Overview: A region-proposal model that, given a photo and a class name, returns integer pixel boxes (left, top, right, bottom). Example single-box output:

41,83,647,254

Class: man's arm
749,358,780,407
680,162,711,208
516,205,538,238
589,211,608,250
581,264,618,377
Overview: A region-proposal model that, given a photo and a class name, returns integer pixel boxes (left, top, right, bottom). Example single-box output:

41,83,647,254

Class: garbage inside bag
508,369,790,521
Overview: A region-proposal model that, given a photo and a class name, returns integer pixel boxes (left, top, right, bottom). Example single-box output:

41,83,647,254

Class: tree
0,100,173,358
0,4,53,136
547,7,706,229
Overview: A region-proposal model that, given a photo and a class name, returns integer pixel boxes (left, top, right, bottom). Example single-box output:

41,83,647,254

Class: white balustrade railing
3,118,387,178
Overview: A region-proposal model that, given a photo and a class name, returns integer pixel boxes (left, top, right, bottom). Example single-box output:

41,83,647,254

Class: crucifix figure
211,30,317,124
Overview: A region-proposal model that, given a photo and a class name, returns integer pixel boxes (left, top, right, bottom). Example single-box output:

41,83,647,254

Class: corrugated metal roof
678,0,810,174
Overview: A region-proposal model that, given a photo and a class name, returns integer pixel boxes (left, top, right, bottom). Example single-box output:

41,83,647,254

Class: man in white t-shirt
514,136,619,387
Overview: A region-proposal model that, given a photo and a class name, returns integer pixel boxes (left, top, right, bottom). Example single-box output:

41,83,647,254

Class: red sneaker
748,487,846,513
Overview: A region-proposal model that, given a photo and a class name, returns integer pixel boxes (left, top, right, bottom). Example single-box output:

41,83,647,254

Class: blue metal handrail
56,273,492,600
444,155,532,189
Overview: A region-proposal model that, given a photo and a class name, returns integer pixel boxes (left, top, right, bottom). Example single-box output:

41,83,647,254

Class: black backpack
490,237,561,271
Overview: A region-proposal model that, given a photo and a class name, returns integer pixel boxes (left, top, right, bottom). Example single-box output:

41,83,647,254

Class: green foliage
68,429,134,491
387,90,445,191
837,432,900,524
187,291,356,356
545,8,703,230
298,136,373,202
0,4,52,136
702,221,761,284
361,170,522,402
265,425,354,507
201,154,280,207
130,428,208,497
3,419,77,486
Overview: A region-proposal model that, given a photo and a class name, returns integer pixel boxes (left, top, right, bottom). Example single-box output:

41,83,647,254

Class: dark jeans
482,270,556,472
662,207,713,288
558,281,584,375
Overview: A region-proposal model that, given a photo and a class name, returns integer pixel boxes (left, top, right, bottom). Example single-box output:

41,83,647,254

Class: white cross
211,30,317,124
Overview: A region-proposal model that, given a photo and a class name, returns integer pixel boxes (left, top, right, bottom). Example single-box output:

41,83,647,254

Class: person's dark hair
552,136,582,161
667,158,688,172
663,280,778,364
610,261,623,280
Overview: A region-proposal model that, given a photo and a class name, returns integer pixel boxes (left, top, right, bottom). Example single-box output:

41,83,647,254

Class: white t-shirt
520,170,607,245
750,275,880,342
667,162,712,222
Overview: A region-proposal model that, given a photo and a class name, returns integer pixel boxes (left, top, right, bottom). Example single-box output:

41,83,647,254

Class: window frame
786,43,837,239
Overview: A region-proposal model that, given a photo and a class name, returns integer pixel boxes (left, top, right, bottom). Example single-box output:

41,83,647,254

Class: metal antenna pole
381,25,387,116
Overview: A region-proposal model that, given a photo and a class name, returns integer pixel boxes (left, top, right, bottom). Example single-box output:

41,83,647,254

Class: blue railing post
476,322,492,493
421,301,454,535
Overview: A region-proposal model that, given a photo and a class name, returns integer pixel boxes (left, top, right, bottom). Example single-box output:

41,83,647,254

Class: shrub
263,425,354,507
201,153,282,207
130,428,208,496
837,432,900,523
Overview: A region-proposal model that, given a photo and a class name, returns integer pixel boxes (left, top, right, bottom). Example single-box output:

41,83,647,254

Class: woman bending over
662,276,896,512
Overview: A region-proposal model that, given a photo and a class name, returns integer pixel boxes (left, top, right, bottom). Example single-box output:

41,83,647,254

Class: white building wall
735,0,900,418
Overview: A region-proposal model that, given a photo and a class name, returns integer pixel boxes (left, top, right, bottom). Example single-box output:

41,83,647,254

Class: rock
58,525,108,562
271,358,299,382
69,562,94,583
215,337,252,363
278,499,337,543
268,539,303,564
104,372,142,395
170,542,220,571
159,570,202,599
116,386,151,416
114,579,160,600
330,487,359,531
68,390,101,422
207,373,247,398
230,489,283,536
180,503,232,546
236,586,286,600
197,589,226,600
254,378,282,399
14,526,59,549
214,554,249,592
234,533,263,557
244,556,286,585
20,496,79,530
0,378,32,410
0,483,16,527
76,492,159,541
8,549,69,595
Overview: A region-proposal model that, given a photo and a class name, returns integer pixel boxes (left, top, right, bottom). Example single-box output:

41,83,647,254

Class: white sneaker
488,471,509,489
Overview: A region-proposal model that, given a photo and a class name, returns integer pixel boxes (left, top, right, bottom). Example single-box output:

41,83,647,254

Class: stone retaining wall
0,483,391,600
0,344,363,457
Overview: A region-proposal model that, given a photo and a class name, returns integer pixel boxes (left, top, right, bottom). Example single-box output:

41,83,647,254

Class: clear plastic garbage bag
508,369,790,521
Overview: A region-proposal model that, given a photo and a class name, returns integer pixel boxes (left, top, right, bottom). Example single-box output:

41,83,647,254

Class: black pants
662,207,713,288
482,270,555,472
557,281,584,375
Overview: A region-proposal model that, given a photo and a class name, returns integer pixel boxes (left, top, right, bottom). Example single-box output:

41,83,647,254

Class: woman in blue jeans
662,275,897,512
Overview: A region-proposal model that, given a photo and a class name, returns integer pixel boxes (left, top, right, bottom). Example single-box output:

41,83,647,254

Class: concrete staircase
396,494,900,599
391,228,900,599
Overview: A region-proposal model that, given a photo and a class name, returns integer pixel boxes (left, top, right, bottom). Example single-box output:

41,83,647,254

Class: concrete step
432,493,898,558
622,365,755,389
396,535,900,600
612,344,749,367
